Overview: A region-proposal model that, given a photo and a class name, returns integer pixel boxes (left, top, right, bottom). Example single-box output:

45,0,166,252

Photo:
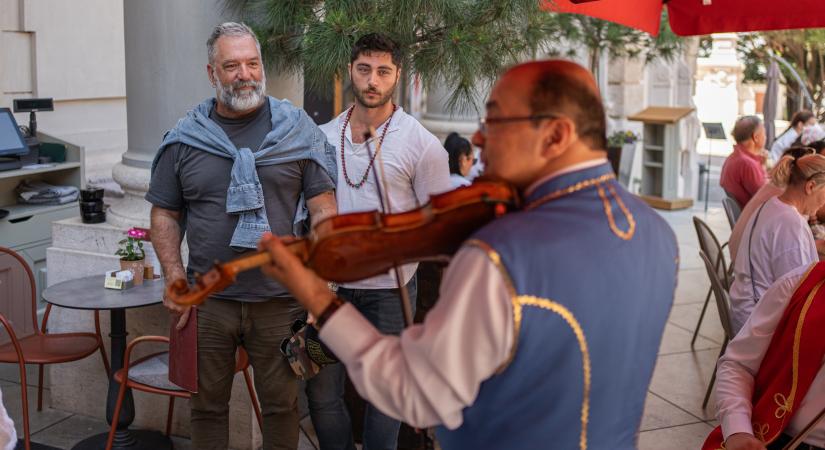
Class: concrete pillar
106,0,228,228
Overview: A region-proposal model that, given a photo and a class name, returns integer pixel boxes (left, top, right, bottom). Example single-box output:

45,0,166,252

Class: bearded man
306,33,451,450
146,22,338,450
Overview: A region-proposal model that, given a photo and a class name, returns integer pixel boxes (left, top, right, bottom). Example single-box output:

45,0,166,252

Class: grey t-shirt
146,101,335,301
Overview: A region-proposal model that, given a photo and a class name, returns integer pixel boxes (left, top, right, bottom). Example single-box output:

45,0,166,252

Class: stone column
419,82,482,143
106,0,228,228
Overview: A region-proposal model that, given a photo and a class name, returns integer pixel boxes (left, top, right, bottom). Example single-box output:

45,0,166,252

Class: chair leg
19,361,31,450
36,364,44,412
691,288,713,349
703,344,728,409
166,397,175,436
105,375,129,450
242,367,263,431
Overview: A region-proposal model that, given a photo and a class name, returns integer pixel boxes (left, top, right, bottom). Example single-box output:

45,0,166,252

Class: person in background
798,123,825,148
308,33,451,450
444,132,474,188
728,146,816,262
728,152,825,333
720,116,768,209
769,110,816,162
0,388,16,450
148,22,337,450
707,260,825,450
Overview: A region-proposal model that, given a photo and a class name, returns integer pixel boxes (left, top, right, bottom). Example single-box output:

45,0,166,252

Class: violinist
308,33,451,450
260,60,678,449
146,22,337,450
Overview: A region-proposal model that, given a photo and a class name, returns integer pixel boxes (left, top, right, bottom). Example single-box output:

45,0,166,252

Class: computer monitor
0,108,28,157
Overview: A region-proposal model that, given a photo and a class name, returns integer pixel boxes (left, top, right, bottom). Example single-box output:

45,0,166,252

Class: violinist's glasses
478,113,562,135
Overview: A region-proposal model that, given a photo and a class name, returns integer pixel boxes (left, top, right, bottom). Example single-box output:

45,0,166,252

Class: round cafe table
42,275,172,450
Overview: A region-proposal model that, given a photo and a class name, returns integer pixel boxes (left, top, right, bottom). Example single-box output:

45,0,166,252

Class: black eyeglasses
478,113,562,135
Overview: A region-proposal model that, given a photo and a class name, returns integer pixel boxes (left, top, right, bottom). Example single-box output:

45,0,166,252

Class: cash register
0,107,30,171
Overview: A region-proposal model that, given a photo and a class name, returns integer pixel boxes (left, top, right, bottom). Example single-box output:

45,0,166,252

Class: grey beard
216,76,266,112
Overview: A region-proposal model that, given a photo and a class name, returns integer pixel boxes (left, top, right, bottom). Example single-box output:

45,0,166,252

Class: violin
166,180,519,306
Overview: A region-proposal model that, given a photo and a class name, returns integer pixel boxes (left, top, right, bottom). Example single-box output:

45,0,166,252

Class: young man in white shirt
307,33,451,450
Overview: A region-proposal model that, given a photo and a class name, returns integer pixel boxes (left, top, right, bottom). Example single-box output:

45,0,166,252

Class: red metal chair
105,336,263,450
0,247,109,450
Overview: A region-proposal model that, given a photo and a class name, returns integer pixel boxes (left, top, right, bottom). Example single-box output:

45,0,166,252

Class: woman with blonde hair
728,151,825,332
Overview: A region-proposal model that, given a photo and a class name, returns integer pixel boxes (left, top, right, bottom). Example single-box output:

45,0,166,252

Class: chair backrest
722,197,742,229
0,247,39,344
699,251,736,341
693,217,730,288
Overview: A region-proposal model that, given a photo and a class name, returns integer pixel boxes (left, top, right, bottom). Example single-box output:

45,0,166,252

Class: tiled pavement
0,203,731,449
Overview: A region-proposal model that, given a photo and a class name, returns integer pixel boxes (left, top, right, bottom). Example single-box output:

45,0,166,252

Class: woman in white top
444,132,474,188
769,110,816,163
729,151,825,333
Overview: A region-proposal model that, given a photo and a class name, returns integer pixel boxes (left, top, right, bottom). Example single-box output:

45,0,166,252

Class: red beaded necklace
339,104,398,189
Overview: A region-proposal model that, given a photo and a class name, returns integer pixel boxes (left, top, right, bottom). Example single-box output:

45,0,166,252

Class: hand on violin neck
163,275,192,329
258,233,335,317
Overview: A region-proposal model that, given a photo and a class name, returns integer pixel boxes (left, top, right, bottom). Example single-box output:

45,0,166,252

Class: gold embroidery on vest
773,393,791,419
524,172,636,242
596,182,636,240
465,239,519,373
517,295,591,450
753,422,770,442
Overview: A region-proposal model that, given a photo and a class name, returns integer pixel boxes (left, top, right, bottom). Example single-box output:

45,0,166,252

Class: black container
81,211,106,224
79,201,104,214
80,188,105,202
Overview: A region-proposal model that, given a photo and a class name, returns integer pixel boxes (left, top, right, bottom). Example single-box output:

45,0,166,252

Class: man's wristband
316,296,345,329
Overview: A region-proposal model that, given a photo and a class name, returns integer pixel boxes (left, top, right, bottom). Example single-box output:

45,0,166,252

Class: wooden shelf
0,162,81,180
1,202,78,222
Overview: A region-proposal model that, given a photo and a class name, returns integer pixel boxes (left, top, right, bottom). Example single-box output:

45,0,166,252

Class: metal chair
698,251,736,409
105,336,263,450
722,196,742,229
0,247,109,450
691,217,732,348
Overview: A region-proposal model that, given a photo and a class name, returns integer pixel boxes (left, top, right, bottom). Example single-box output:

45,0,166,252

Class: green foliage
738,30,825,120
116,237,145,261
225,0,683,112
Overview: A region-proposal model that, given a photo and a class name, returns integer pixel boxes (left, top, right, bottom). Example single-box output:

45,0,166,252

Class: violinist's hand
258,233,336,317
724,433,766,450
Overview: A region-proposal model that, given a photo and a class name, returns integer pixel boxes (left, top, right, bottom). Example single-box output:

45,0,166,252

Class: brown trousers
191,297,304,450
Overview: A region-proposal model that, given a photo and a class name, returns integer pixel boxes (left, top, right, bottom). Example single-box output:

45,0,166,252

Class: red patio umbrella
545,0,825,36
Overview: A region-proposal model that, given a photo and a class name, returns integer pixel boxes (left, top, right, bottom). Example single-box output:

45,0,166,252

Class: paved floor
0,202,732,449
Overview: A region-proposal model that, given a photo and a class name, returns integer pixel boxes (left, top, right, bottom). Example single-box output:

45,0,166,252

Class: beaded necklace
339,104,398,189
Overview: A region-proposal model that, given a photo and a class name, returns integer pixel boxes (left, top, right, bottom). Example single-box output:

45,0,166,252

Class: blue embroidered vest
436,163,678,450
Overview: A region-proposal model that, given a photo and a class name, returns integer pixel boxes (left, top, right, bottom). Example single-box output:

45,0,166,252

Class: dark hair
351,33,403,67
776,110,815,141
810,140,825,154
444,132,473,175
731,116,763,144
529,71,607,149
783,146,816,159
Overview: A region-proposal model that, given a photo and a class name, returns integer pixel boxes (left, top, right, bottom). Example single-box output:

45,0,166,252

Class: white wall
0,0,127,186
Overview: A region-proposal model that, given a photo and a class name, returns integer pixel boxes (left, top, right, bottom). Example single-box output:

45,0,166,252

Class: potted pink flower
115,228,148,285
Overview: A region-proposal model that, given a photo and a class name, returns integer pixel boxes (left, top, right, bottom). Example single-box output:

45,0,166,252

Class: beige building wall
0,0,127,186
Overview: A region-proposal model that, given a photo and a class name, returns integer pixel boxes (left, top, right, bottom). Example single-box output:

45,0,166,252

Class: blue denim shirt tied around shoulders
152,96,337,249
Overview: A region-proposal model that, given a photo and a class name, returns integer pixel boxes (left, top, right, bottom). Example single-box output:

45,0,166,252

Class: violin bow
364,125,415,327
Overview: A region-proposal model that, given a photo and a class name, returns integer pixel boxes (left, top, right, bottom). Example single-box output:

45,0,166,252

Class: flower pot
120,259,145,285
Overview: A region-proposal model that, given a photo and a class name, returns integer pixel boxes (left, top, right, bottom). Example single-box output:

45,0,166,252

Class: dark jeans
191,297,305,450
306,275,417,450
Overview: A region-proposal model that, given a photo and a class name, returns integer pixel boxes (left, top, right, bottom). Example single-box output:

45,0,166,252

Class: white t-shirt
320,107,452,289
769,128,800,163
450,173,471,188
729,196,818,332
